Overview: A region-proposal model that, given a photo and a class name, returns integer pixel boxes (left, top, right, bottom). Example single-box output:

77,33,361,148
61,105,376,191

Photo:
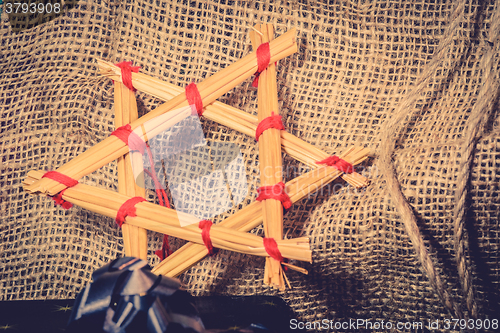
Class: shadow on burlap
1,0,499,331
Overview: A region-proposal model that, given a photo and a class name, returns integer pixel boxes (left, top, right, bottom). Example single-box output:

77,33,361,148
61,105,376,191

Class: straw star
23,25,370,290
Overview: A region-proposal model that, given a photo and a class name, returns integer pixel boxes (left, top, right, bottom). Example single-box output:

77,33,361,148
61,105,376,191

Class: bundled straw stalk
25,28,298,196
249,23,287,289
23,171,311,262
114,81,148,260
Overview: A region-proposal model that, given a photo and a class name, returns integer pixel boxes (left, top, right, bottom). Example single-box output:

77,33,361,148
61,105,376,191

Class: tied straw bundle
23,171,311,262
151,146,369,279
114,79,148,260
25,28,299,196
250,23,287,289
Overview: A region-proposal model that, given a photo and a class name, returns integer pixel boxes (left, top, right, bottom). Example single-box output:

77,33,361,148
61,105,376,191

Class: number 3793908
5,2,61,14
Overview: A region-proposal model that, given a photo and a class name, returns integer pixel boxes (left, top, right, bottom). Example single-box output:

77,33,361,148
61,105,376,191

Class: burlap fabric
1,0,499,331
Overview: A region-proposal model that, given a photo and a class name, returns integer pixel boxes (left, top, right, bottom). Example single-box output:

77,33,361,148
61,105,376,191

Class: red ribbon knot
42,171,79,187
263,237,285,262
111,124,147,154
42,171,79,209
315,156,354,174
185,82,203,117
155,235,172,261
255,112,285,141
115,61,140,92
252,42,271,87
115,197,146,227
256,181,292,211
199,220,215,256
51,189,73,209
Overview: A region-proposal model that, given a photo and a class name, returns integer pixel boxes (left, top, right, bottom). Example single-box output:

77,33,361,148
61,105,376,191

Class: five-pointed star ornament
23,25,370,290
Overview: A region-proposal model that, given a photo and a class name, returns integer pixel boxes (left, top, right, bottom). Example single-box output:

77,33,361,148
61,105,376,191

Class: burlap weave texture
1,0,499,331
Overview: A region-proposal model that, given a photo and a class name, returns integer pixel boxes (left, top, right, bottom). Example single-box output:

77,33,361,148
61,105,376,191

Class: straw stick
114,80,148,260
96,60,370,189
250,23,286,289
151,147,370,277
23,170,311,262
25,28,298,196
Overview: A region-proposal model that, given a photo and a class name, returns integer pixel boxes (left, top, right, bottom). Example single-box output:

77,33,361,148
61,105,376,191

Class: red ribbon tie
315,156,354,174
115,197,147,227
263,237,285,262
185,82,203,117
155,235,172,261
111,124,146,154
42,171,79,187
199,220,215,256
51,189,73,209
252,42,271,87
115,61,140,92
42,171,79,209
255,112,285,141
256,181,292,211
